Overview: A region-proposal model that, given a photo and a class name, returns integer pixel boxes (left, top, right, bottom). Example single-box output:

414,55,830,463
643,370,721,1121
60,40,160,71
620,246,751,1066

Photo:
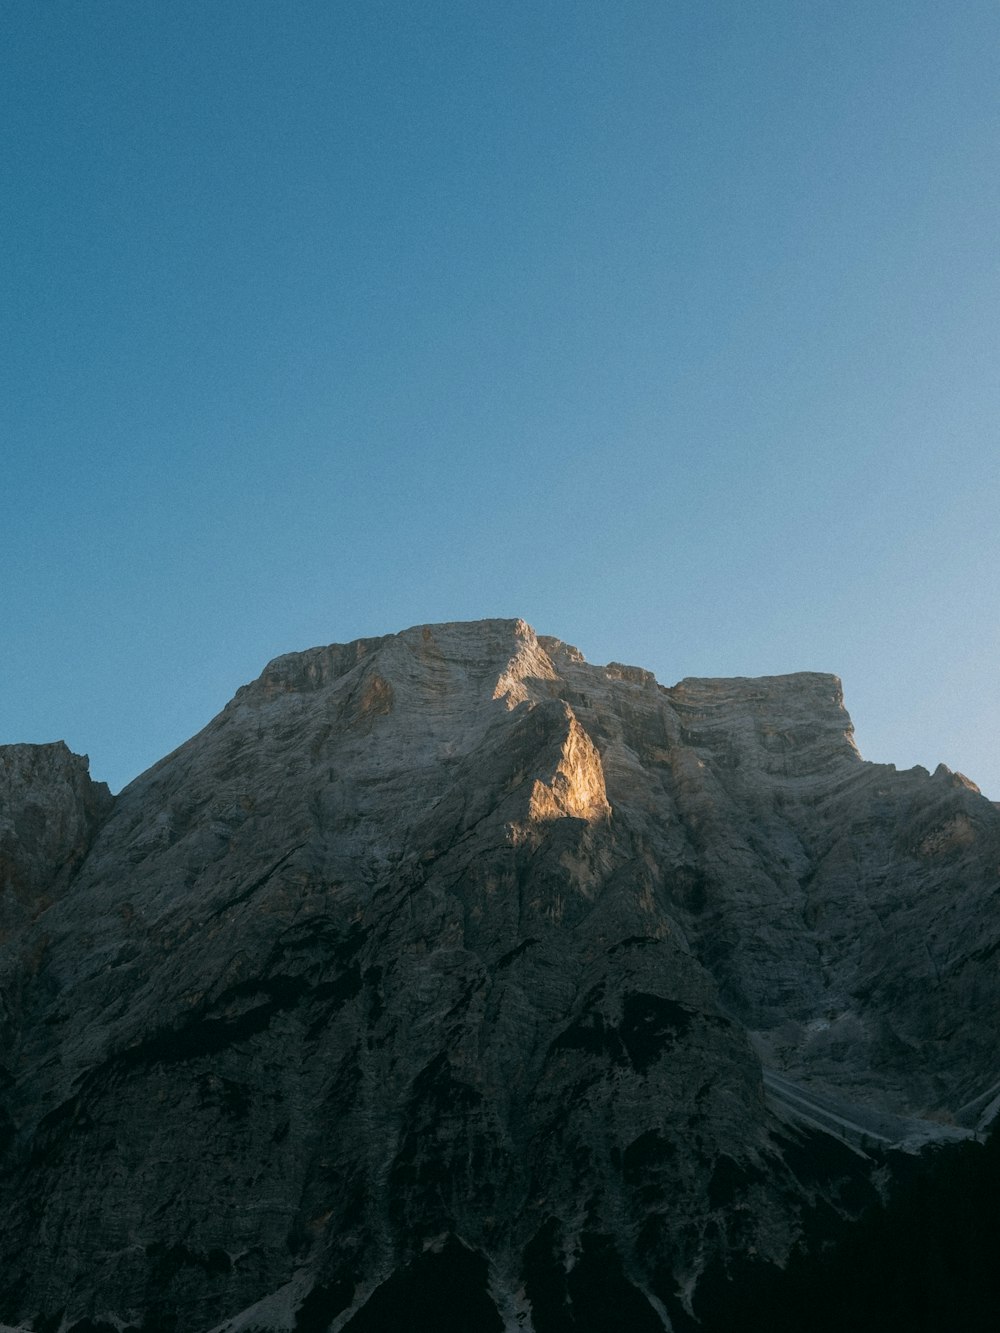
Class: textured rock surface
0,743,111,1095
0,742,111,938
0,619,998,1332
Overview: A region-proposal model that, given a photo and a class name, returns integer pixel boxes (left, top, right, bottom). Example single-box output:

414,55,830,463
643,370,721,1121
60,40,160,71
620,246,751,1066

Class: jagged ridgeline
1,619,999,1332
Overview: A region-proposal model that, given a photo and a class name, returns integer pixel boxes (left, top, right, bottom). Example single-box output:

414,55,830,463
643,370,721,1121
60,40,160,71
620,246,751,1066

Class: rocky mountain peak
1,618,998,1332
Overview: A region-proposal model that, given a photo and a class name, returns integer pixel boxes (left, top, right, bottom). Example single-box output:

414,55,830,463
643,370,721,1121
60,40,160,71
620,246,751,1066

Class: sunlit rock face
1,618,998,1332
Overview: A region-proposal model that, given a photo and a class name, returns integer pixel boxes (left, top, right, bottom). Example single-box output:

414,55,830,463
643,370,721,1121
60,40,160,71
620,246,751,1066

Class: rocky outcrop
0,619,998,1332
0,742,112,937
0,743,112,1084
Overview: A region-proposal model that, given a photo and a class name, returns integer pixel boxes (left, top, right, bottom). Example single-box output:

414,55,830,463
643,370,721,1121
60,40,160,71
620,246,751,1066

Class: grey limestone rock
0,742,111,1085
0,619,998,1331
0,741,112,938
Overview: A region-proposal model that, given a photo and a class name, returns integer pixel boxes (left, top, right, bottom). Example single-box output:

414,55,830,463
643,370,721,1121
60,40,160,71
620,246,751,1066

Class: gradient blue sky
3,1,998,796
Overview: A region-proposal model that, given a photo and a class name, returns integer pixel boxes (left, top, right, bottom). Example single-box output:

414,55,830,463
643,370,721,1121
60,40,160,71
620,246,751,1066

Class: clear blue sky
3,1,998,797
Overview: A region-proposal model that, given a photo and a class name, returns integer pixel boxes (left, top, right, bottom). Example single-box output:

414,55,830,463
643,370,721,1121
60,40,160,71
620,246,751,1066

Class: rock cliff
1,619,998,1332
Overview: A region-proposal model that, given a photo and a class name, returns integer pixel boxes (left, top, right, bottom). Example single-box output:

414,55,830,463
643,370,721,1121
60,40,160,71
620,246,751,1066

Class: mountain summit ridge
1,617,998,1331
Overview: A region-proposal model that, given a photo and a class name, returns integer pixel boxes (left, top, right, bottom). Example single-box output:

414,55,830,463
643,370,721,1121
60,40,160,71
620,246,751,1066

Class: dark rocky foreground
1,618,998,1331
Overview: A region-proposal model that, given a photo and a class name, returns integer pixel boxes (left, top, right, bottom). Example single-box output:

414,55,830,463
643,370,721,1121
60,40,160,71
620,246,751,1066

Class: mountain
1,618,998,1332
